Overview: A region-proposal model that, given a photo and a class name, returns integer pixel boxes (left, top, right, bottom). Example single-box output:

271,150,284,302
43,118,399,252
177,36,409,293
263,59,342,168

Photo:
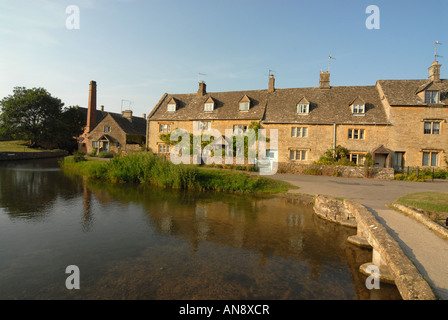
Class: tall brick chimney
86,81,97,133
319,71,330,89
198,81,207,96
268,75,275,92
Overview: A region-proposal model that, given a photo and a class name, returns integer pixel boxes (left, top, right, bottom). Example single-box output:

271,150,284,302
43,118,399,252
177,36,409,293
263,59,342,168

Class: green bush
73,151,86,162
97,152,114,158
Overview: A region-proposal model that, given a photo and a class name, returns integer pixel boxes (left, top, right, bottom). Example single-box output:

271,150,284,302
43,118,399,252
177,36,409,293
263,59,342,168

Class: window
92,141,98,148
352,104,365,114
167,103,176,112
422,151,439,167
349,153,365,165
158,144,170,154
425,91,440,104
116,142,121,148
239,102,250,111
424,121,440,135
104,126,111,133
233,125,248,134
348,129,365,140
159,124,171,133
198,121,211,131
297,104,309,114
289,150,307,161
291,127,308,137
204,103,214,112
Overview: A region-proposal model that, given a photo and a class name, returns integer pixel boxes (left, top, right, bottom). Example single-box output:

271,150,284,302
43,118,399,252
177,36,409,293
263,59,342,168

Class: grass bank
0,140,44,152
395,192,448,226
395,192,448,213
60,152,296,194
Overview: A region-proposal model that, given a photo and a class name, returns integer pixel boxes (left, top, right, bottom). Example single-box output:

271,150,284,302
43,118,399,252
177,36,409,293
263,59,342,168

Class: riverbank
0,150,68,161
60,152,296,194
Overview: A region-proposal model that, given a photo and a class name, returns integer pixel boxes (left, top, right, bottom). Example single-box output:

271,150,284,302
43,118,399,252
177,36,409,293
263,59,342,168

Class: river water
0,158,401,300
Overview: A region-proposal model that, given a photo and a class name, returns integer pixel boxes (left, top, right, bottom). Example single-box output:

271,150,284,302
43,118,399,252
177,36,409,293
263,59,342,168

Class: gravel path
270,173,448,300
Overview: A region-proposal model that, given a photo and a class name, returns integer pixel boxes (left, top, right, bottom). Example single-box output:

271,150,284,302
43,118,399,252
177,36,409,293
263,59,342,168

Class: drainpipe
333,123,337,157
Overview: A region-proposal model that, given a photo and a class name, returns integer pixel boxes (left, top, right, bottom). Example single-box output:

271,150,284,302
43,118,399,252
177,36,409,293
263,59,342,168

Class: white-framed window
167,103,176,112
422,151,439,167
289,150,307,161
424,121,440,135
204,103,214,112
92,141,98,148
116,142,121,148
239,102,250,111
198,121,211,131
104,126,111,133
425,91,440,104
297,104,309,114
159,123,172,133
233,125,248,134
348,129,365,140
352,104,365,114
158,144,170,154
349,153,365,165
291,127,308,137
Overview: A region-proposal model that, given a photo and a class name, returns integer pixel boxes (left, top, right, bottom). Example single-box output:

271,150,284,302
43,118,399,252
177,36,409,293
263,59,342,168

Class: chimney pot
142,113,147,119
100,105,104,112
122,110,133,122
198,81,207,96
429,61,442,82
268,75,275,92
319,71,330,89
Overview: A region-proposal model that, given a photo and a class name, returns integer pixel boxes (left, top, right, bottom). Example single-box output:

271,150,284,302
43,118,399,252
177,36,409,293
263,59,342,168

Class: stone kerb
392,203,448,241
313,195,436,300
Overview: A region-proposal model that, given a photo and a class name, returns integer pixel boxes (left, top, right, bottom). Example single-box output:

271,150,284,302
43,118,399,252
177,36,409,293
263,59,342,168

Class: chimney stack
429,61,442,82
122,110,133,122
268,75,275,92
319,71,330,89
198,81,207,96
87,81,97,133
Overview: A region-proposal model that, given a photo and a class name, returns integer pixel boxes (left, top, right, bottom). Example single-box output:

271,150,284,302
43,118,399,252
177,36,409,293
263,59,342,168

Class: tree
0,87,85,151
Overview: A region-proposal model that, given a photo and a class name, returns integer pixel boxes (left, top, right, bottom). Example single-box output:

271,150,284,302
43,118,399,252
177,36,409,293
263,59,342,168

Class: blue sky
1,0,447,117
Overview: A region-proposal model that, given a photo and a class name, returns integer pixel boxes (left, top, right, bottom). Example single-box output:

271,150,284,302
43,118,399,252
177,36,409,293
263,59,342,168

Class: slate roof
148,90,269,121
109,113,146,135
78,107,146,135
263,85,388,124
378,79,448,106
149,84,389,125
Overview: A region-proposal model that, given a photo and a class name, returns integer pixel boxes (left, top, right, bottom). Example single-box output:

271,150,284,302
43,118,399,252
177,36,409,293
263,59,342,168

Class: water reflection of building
82,176,93,232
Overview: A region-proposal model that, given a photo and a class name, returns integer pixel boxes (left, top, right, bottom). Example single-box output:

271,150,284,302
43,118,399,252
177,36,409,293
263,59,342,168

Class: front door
374,154,387,168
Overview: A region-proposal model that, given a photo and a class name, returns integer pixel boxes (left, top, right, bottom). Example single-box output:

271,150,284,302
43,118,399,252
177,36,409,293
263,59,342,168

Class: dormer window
167,98,177,112
297,97,310,115
352,104,365,114
239,95,251,111
239,102,249,111
297,104,309,114
425,90,440,104
167,104,176,112
204,97,215,112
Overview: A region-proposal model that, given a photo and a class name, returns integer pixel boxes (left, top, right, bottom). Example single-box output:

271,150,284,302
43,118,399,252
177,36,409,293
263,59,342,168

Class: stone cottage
78,81,146,154
146,59,447,170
